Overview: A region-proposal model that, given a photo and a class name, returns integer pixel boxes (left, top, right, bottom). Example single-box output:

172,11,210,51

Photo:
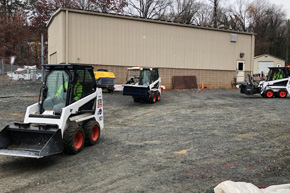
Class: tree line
0,0,289,67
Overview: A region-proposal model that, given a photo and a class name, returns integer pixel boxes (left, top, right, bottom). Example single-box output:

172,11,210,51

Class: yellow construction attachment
94,71,116,80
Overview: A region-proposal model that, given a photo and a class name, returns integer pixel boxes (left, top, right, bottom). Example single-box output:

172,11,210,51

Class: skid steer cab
123,67,161,103
0,64,104,158
240,67,290,98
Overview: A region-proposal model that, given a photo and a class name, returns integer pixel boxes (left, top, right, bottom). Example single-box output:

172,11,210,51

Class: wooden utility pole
213,0,218,28
1,59,4,85
41,34,44,80
286,20,289,66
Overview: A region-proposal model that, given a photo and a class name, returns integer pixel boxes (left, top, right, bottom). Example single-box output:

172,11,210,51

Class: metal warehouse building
47,8,255,89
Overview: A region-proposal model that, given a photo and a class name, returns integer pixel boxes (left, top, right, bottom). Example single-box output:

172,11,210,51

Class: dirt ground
0,82,289,193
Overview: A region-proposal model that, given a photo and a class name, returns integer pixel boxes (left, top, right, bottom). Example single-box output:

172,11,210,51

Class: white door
236,61,245,82
258,61,273,74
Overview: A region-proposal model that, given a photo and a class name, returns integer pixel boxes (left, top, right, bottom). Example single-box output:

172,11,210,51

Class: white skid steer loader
240,67,290,98
123,67,161,103
0,64,104,158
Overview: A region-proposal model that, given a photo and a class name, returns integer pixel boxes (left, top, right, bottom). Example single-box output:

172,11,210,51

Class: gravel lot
0,82,289,193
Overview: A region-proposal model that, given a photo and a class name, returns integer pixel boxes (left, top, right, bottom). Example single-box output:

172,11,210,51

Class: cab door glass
76,69,95,97
43,70,69,111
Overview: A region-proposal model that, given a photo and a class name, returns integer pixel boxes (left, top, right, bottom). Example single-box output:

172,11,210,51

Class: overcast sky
268,0,290,18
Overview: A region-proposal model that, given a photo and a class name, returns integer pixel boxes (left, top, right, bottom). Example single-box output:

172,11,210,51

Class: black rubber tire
107,87,115,93
133,98,140,102
149,92,157,103
108,87,113,93
261,93,267,98
156,92,161,101
83,119,101,146
63,121,85,154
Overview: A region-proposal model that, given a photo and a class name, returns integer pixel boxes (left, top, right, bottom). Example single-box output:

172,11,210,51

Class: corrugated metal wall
48,11,66,64
47,9,255,88
48,9,254,72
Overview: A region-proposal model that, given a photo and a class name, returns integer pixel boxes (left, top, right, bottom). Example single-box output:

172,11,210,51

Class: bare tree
206,0,222,27
194,2,212,26
76,0,95,10
168,0,202,24
246,0,269,32
247,0,287,58
208,0,228,28
222,0,251,31
77,0,128,13
126,0,172,19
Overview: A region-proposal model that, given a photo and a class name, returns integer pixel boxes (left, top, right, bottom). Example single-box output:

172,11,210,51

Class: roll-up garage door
258,61,273,74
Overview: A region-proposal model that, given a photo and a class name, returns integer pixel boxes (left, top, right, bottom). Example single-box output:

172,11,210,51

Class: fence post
1,59,4,85
41,33,44,81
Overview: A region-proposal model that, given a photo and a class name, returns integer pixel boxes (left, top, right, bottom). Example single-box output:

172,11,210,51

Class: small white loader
123,67,161,103
240,67,290,98
0,64,104,158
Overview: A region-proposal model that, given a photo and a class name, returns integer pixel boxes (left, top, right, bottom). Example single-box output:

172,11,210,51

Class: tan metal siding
48,11,66,64
50,52,57,64
61,11,253,71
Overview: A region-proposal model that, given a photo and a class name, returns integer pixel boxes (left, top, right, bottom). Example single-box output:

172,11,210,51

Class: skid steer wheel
149,92,157,103
83,119,101,146
278,90,287,98
64,121,85,154
265,90,274,98
108,87,114,93
156,92,161,101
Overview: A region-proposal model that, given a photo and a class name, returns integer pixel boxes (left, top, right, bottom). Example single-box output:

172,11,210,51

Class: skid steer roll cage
39,64,96,114
40,68,72,113
25,64,104,136
126,67,159,86
266,67,290,81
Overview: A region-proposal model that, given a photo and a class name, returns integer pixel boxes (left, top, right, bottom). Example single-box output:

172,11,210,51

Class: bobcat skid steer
240,67,290,98
123,67,161,103
0,64,104,158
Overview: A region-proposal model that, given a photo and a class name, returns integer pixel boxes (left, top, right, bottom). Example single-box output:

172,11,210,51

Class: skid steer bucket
123,85,149,97
0,123,63,158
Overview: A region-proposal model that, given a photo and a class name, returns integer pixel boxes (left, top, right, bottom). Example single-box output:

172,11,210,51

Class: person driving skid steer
72,74,83,102
43,74,83,114
273,69,283,80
